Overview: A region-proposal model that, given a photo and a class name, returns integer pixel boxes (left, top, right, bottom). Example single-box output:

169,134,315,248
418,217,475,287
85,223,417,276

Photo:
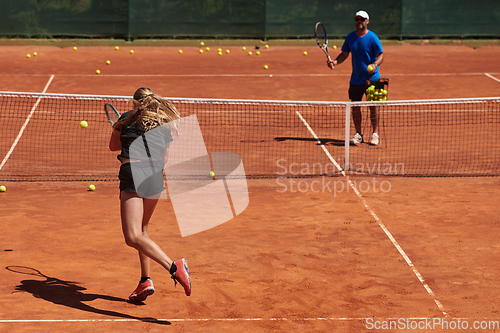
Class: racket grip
327,56,335,69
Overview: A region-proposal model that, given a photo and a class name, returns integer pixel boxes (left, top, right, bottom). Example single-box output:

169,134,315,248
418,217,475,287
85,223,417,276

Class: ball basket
365,78,390,101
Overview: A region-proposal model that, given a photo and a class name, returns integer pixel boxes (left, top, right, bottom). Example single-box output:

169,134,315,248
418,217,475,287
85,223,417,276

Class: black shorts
119,162,165,198
348,84,368,102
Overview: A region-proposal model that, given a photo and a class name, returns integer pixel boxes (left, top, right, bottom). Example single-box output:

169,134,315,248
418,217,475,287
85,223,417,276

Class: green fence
1,0,499,39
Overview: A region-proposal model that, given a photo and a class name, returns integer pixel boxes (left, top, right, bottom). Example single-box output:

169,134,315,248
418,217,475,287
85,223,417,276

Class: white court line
485,73,500,83
295,111,344,174
296,110,448,317
0,317,462,323
0,75,54,172
0,72,497,77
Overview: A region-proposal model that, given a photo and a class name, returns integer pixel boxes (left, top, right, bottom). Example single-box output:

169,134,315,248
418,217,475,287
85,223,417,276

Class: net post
344,102,351,172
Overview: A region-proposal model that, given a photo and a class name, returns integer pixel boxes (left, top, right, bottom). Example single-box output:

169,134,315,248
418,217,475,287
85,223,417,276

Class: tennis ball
26,54,31,58
264,65,268,69
209,171,215,178
106,60,111,65
265,44,269,49
33,52,37,56
367,65,373,72
200,41,205,46
179,49,183,54
248,51,252,55
218,51,222,56
242,46,246,51
256,51,260,55
115,46,119,50
88,184,95,191
73,46,77,51
218,48,222,52
303,51,308,55
130,50,134,54
79,120,88,128
226,49,230,54
199,49,203,54
0,185,6,192
95,69,100,74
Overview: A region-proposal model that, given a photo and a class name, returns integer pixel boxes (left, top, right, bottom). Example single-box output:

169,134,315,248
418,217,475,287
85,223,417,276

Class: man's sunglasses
355,17,366,22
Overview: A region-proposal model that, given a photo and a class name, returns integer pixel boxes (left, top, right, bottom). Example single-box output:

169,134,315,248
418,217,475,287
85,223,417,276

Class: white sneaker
350,133,363,145
370,133,380,146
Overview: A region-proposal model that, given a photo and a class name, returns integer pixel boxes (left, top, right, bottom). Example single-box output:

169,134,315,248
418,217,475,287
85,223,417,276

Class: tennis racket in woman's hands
104,103,121,126
315,22,334,69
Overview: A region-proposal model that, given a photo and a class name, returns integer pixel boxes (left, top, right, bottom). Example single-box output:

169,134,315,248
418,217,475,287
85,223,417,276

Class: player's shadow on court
6,266,170,325
275,137,345,146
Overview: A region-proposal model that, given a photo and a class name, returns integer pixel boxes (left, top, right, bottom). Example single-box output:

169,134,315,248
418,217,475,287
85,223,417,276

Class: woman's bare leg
120,192,173,272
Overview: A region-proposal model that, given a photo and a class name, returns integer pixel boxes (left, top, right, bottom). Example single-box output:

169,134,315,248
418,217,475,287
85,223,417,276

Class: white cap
355,10,369,20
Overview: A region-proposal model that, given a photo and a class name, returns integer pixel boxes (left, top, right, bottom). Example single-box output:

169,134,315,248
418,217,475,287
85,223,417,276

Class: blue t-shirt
341,30,384,85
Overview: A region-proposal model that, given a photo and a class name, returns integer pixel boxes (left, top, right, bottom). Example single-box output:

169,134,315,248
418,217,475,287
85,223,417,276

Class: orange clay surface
0,41,500,332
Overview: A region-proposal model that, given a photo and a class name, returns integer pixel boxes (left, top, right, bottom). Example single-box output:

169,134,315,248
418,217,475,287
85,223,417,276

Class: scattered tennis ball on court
218,48,222,52
242,46,246,51
333,45,337,49
367,65,373,72
264,65,268,69
178,50,183,54
0,185,6,192
88,184,96,191
199,49,203,54
200,41,205,46
79,120,88,129
218,51,222,56
248,51,252,55
256,51,260,55
33,52,37,56
226,49,230,54
130,50,134,54
209,171,215,178
106,60,111,65
26,54,31,58
265,44,269,49
73,46,77,51
115,46,119,50
95,69,101,74
303,51,308,55
206,47,210,51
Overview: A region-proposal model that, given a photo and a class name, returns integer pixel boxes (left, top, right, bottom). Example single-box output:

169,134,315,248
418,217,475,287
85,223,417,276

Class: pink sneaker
129,278,155,302
170,259,191,296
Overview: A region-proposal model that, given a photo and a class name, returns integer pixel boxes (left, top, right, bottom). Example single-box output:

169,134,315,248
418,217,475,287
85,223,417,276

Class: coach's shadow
7,267,170,325
275,137,345,146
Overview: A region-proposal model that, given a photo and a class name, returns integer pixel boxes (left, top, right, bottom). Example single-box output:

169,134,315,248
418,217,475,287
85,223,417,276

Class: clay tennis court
0,41,500,332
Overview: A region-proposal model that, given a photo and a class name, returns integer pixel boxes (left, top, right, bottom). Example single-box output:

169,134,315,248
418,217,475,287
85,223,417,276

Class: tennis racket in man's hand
104,103,121,126
315,22,334,69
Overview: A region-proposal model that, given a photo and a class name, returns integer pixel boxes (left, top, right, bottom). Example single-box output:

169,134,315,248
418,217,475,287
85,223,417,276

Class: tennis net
0,91,498,181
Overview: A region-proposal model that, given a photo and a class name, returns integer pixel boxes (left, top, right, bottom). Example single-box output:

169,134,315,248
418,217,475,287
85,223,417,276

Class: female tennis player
109,87,191,301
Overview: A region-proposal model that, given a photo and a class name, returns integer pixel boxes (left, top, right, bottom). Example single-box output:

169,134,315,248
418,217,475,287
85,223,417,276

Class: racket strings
315,23,327,48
